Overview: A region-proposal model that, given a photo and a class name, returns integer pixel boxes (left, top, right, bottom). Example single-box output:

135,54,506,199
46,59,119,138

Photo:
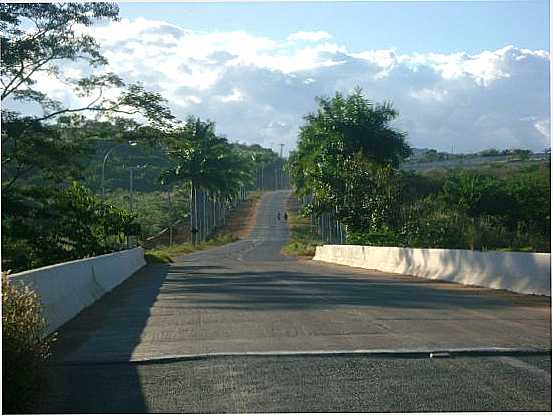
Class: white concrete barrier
313,245,551,296
9,248,146,334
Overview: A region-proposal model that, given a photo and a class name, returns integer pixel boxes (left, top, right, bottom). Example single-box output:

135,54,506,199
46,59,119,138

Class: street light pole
101,141,137,199
126,163,147,249
101,147,115,199
128,163,148,214
129,166,134,214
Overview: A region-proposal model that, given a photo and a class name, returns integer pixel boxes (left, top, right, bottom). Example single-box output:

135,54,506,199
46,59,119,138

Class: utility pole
279,143,284,158
129,166,134,214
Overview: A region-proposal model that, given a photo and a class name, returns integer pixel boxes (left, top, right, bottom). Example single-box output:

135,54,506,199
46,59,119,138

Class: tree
288,88,411,232
1,3,175,192
234,143,280,190
161,117,254,243
1,3,172,124
441,171,515,220
1,4,173,269
337,153,402,233
2,182,136,272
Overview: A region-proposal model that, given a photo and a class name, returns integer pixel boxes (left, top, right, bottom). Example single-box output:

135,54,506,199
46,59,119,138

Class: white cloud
288,31,332,42
534,119,550,139
16,17,551,154
217,88,245,103
409,88,449,102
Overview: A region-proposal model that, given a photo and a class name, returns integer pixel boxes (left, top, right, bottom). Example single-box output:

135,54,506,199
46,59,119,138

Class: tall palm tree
161,117,254,243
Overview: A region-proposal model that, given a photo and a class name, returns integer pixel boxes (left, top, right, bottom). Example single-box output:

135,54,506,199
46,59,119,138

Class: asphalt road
41,190,552,413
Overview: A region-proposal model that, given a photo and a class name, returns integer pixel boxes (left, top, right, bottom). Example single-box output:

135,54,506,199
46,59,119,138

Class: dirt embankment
143,194,263,248
221,193,262,239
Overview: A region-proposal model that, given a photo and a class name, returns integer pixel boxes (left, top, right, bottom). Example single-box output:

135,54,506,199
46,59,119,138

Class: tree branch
2,54,56,100
2,165,35,193
35,103,141,123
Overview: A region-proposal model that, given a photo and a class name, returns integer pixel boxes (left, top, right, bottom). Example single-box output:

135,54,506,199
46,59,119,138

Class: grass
145,233,238,263
281,209,323,258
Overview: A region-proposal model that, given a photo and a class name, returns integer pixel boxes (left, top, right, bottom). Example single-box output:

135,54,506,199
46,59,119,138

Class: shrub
398,197,471,249
2,182,137,272
144,252,173,264
281,211,323,257
2,273,52,413
346,229,405,247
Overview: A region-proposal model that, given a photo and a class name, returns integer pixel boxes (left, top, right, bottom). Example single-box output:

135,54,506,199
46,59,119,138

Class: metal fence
298,193,346,245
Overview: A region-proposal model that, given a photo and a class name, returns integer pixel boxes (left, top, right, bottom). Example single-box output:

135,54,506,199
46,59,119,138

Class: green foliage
288,88,411,233
287,91,548,253
478,148,532,159
105,188,189,239
501,168,550,231
2,273,52,413
1,4,174,198
281,240,320,257
1,3,174,127
146,233,238,260
1,3,118,100
307,153,550,252
398,167,550,251
2,182,137,272
398,171,443,201
161,117,254,196
479,148,501,157
398,197,472,249
346,230,405,247
281,211,323,257
288,87,410,193
337,154,402,233
441,171,509,218
414,149,451,162
144,252,173,264
1,4,181,272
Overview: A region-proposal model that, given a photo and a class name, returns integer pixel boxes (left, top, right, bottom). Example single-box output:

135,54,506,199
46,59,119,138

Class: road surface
41,190,551,412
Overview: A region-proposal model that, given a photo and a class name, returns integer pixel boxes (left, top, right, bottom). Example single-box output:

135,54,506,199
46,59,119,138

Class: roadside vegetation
1,4,284,274
0,6,280,410
281,208,324,258
145,233,238,264
145,191,262,262
287,89,550,253
2,273,52,413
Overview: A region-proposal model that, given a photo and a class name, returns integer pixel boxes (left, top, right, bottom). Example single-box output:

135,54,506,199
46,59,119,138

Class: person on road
277,212,281,221
284,212,288,221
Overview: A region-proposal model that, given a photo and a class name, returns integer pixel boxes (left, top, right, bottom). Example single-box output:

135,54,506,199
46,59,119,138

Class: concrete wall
9,248,146,334
313,245,551,296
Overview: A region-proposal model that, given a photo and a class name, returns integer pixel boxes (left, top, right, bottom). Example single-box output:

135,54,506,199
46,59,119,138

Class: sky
118,2,549,55
24,1,552,154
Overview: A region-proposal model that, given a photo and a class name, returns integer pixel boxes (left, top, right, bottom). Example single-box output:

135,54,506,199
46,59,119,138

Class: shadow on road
157,265,551,312
39,264,173,413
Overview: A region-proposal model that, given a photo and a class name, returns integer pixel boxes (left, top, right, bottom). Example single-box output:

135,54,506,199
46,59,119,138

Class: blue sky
19,1,551,153
119,1,549,54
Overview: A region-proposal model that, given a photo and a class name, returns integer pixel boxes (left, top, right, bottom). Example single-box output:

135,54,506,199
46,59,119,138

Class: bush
281,211,323,257
3,182,138,272
346,230,405,247
395,197,468,249
144,252,173,264
2,273,52,413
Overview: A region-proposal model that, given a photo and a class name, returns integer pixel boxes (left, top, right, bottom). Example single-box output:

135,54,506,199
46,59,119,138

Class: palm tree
161,117,254,244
